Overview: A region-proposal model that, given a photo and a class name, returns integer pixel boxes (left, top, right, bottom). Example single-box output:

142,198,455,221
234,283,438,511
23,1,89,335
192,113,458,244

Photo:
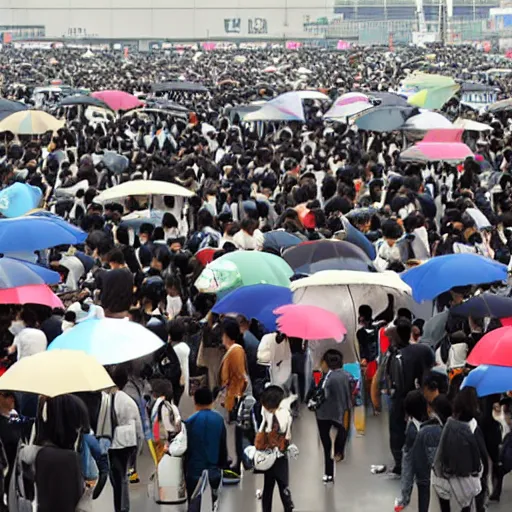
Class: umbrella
0,182,42,218
451,293,512,319
0,284,63,308
0,216,86,253
102,151,130,175
402,112,453,131
295,91,330,101
49,318,165,365
465,208,491,230
291,270,413,364
91,90,143,111
408,85,460,110
151,81,208,94
283,240,375,274
453,118,493,132
195,251,293,296
401,254,507,303
355,106,416,132
336,216,376,260
487,98,512,114
462,364,512,397
0,258,60,288
0,350,114,397
467,327,512,367
59,95,111,110
0,98,28,122
262,231,302,255
369,92,410,108
244,92,305,123
0,110,64,134
212,284,293,331
195,248,218,267
96,180,194,202
274,304,346,342
323,92,372,120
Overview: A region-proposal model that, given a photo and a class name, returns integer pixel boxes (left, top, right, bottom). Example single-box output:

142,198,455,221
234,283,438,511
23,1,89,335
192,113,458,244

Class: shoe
128,469,140,484
322,475,334,484
334,453,344,463
394,498,406,512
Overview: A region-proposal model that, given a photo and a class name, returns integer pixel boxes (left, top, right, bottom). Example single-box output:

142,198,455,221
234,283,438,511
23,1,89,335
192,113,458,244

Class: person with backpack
168,318,191,406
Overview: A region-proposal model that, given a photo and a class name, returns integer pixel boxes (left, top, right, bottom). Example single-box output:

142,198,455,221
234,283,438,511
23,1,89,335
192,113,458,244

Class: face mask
9,320,25,336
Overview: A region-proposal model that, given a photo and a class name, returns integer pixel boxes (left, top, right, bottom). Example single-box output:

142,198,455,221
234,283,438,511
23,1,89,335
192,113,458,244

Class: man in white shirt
257,332,292,387
7,309,47,361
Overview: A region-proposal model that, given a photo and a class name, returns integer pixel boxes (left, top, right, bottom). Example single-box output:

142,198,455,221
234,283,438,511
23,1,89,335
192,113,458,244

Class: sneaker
394,498,406,512
322,475,334,484
128,469,140,484
255,489,262,500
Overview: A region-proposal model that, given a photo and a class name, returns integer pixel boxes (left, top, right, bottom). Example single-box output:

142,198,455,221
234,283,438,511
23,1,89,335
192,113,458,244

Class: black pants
109,447,136,512
186,468,222,512
262,457,294,512
439,497,471,512
316,419,347,477
389,398,406,472
417,482,430,512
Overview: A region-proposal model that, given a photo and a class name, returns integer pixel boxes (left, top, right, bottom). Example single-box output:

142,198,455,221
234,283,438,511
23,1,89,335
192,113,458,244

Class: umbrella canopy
0,98,28,122
0,258,60,288
408,85,459,110
0,216,86,253
262,231,302,255
402,112,453,131
451,293,512,318
401,254,508,303
212,284,293,331
244,92,305,123
195,251,293,295
195,248,219,267
96,180,194,202
151,81,208,93
0,349,114,397
467,327,512,367
453,118,493,132
274,304,346,341
0,182,42,218
0,284,63,308
486,98,512,114
295,90,330,101
0,110,64,134
91,90,143,111
369,92,410,108
462,364,512,397
283,240,375,274
355,106,416,132
324,92,372,120
291,270,413,364
59,95,110,110
49,318,165,365
335,216,377,259
102,151,130,175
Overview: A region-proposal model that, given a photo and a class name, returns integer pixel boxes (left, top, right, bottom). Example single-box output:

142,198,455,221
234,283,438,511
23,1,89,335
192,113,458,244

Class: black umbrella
451,293,512,319
0,98,28,122
263,231,302,255
368,92,410,108
151,81,208,94
59,95,111,110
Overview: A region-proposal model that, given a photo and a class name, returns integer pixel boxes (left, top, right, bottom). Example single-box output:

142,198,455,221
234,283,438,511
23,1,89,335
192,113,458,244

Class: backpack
385,349,405,398
154,345,182,386
96,392,118,455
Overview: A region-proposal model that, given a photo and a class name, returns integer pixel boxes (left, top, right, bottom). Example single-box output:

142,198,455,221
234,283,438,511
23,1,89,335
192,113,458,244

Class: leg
232,425,244,474
416,481,430,512
389,399,406,473
207,469,222,511
490,465,505,501
274,457,294,512
316,419,334,477
109,448,133,512
186,478,201,512
438,497,451,512
261,466,277,512
399,448,414,506
127,449,139,483
334,416,349,459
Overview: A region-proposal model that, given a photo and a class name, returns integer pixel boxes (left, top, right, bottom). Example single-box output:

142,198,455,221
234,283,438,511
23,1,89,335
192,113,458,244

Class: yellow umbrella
0,350,114,397
0,110,64,135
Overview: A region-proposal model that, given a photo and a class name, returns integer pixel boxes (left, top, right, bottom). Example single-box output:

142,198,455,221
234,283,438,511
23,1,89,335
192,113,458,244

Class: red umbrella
467,326,512,367
0,284,63,309
195,248,218,267
91,90,143,112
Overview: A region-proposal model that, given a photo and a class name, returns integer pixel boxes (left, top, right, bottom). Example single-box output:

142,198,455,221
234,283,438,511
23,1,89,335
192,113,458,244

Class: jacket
110,391,143,450
412,417,443,484
257,333,291,386
220,344,248,412
315,369,352,424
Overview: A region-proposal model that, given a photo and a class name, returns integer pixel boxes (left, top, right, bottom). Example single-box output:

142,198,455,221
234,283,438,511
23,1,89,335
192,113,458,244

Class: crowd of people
0,41,511,512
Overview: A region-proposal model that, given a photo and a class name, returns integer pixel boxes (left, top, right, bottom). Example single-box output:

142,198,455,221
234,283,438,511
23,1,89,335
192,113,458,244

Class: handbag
168,424,187,457
148,454,187,505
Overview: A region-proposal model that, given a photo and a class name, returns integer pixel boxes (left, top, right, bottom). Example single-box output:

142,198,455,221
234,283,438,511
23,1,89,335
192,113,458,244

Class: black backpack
154,344,182,386
385,349,405,398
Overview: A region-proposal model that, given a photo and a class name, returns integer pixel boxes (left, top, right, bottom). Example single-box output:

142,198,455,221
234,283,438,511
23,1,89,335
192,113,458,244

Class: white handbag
148,454,187,505
168,423,187,457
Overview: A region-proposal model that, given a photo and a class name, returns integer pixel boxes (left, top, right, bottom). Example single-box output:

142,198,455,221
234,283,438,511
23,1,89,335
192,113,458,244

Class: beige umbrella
0,349,114,397
0,110,64,135
95,179,195,202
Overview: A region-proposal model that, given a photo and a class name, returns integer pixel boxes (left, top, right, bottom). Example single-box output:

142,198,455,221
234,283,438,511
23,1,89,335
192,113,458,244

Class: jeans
316,419,347,477
399,447,414,505
186,468,222,512
109,447,136,512
389,398,406,472
262,457,294,512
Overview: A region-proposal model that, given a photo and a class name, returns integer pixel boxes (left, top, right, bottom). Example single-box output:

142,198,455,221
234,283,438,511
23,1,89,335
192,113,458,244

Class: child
255,386,296,512
394,390,428,512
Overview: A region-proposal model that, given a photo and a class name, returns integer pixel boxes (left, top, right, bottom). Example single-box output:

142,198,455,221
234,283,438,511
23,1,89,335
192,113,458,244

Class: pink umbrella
91,90,143,111
0,284,63,308
324,92,372,120
273,304,346,341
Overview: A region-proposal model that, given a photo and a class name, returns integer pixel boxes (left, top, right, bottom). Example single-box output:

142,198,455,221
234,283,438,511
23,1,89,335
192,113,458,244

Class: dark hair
151,378,174,402
153,245,172,271
110,365,129,390
194,387,213,406
431,395,453,424
221,317,241,344
139,223,154,236
168,318,186,343
162,212,178,229
404,390,428,422
21,308,38,328
397,308,413,321
358,305,373,322
382,219,403,240
395,317,412,347
322,349,343,370
453,387,479,422
106,248,125,265
260,385,285,411
423,371,449,395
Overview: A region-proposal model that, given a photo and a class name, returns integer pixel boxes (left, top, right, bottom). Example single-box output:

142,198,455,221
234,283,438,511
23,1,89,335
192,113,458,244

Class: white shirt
173,342,190,396
257,333,292,386
13,328,47,360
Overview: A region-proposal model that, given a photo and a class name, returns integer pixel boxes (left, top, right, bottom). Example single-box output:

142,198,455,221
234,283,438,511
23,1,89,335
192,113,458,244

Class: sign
2,32,11,44
201,42,217,51
337,40,351,50
286,41,302,50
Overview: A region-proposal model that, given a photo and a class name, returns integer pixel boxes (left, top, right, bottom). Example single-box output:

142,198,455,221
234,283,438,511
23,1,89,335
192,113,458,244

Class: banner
286,41,302,50
337,40,351,50
201,42,217,51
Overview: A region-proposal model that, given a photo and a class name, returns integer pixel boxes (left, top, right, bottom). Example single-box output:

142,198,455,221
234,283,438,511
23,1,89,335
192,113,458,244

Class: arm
218,422,229,470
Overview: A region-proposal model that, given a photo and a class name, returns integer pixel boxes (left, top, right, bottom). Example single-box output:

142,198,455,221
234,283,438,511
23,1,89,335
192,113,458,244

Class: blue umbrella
401,254,508,303
212,284,293,331
0,257,60,288
461,364,512,397
355,106,416,132
50,317,165,365
0,183,42,218
0,216,86,253
452,292,512,318
263,231,302,255
341,217,376,260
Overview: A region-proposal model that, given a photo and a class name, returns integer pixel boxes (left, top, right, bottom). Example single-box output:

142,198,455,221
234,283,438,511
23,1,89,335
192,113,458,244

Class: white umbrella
295,91,330,101
402,111,453,131
291,270,414,364
453,118,493,132
96,180,194,202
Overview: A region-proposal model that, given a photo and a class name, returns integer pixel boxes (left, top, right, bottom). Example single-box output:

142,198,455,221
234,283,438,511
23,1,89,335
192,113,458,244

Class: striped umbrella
0,110,64,134
324,92,372,120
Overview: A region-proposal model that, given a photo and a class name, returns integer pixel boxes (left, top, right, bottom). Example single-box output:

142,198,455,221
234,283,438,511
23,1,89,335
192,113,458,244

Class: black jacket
412,417,443,484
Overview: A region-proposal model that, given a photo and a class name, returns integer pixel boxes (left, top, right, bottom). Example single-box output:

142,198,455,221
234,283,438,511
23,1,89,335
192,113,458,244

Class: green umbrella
195,251,293,295
408,84,460,110
402,71,456,90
